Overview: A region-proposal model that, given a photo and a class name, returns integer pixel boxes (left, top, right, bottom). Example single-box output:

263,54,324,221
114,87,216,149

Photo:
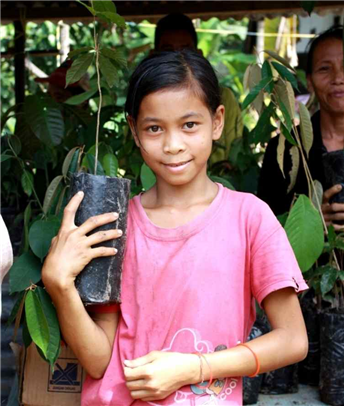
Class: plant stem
93,20,102,175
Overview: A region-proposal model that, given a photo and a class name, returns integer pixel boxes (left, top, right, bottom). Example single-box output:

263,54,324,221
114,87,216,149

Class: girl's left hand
123,351,198,401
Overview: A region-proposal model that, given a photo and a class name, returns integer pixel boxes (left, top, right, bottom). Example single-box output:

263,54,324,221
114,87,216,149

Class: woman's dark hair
306,25,343,75
125,50,221,123
154,13,198,50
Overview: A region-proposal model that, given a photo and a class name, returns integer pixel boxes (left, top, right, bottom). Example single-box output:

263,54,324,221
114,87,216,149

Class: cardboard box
21,343,85,406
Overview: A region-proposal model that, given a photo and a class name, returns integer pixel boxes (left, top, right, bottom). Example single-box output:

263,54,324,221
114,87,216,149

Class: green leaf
9,252,42,293
263,50,296,72
261,61,274,93
8,135,22,155
36,287,61,366
252,103,275,144
92,0,117,13
100,48,127,68
280,122,297,146
43,176,64,215
24,95,64,147
62,147,80,178
66,53,94,87
287,146,300,194
29,217,61,260
327,224,336,247
23,202,32,252
210,176,235,190
84,153,105,175
242,77,272,110
274,79,295,121
55,185,68,216
103,153,118,177
66,148,81,176
339,270,344,281
68,46,94,58
301,1,316,15
6,291,26,327
22,319,33,348
25,290,50,358
277,98,293,132
271,62,299,91
1,154,13,162
299,102,314,158
140,163,156,190
99,54,118,89
311,180,323,213
96,12,127,29
276,133,286,178
21,170,34,197
77,0,96,15
64,88,98,105
284,194,324,272
277,212,289,227
320,266,338,295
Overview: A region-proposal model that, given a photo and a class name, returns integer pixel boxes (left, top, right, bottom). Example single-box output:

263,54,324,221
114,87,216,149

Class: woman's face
307,38,344,116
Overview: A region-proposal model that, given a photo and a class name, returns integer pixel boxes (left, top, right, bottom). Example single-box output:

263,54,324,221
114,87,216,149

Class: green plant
243,51,344,310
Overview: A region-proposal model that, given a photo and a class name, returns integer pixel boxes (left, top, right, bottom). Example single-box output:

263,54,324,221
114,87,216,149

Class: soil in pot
69,172,131,306
319,309,344,406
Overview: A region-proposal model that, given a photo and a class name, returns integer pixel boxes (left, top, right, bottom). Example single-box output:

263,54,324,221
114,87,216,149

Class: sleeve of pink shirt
249,198,308,306
0,215,13,283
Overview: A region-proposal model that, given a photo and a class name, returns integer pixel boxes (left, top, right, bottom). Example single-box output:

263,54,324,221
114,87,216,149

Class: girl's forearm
49,284,116,379
191,328,308,382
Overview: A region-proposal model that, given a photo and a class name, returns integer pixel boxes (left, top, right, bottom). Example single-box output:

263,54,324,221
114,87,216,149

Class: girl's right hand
42,191,121,294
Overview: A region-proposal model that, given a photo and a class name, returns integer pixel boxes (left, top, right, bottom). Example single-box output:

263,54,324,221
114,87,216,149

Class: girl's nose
163,132,186,154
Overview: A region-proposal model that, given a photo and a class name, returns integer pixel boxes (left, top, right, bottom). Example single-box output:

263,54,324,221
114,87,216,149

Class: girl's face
130,87,224,189
307,38,344,115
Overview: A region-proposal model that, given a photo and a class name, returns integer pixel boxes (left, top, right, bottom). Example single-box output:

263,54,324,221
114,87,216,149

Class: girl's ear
127,116,140,147
212,105,225,141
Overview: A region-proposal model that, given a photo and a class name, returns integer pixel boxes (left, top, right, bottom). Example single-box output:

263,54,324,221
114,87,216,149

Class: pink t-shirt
82,184,308,406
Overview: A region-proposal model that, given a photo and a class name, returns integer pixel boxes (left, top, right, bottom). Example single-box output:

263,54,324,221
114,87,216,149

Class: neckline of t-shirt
131,183,225,241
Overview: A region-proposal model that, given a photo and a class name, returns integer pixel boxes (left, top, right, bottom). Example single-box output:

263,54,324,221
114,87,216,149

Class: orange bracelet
193,352,213,389
237,343,260,378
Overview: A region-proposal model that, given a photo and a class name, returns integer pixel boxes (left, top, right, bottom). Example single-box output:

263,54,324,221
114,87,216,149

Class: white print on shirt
146,328,238,406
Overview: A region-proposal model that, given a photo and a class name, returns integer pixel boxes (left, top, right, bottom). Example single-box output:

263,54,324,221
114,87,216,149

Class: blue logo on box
48,359,83,393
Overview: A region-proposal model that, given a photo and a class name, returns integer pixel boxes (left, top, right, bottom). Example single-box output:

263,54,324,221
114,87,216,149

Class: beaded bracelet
193,352,213,389
237,343,260,378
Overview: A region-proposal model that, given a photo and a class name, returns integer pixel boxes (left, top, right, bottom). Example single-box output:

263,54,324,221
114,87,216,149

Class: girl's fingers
77,212,119,235
90,246,118,259
125,379,146,391
61,192,84,230
86,229,123,247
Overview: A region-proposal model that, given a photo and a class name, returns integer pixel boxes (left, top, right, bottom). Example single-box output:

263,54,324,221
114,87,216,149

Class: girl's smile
131,87,224,189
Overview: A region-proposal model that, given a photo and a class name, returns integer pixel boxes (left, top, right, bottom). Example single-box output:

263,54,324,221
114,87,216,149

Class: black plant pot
69,172,131,306
319,309,344,406
322,150,344,203
299,293,320,386
243,321,264,405
258,314,299,395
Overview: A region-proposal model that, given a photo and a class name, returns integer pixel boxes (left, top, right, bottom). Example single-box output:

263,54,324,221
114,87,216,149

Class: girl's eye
184,122,196,129
148,125,161,133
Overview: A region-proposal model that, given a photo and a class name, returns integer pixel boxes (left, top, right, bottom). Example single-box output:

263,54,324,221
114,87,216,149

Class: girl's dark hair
125,50,221,122
306,25,343,75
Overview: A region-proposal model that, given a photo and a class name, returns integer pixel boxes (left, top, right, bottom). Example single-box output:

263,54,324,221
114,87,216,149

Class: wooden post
14,20,26,106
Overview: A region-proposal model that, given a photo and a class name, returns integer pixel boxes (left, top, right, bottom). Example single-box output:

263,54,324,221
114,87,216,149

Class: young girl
42,50,308,406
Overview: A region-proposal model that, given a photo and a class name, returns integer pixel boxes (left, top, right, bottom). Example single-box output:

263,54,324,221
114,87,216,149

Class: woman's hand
42,191,122,294
123,351,199,402
322,184,344,230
